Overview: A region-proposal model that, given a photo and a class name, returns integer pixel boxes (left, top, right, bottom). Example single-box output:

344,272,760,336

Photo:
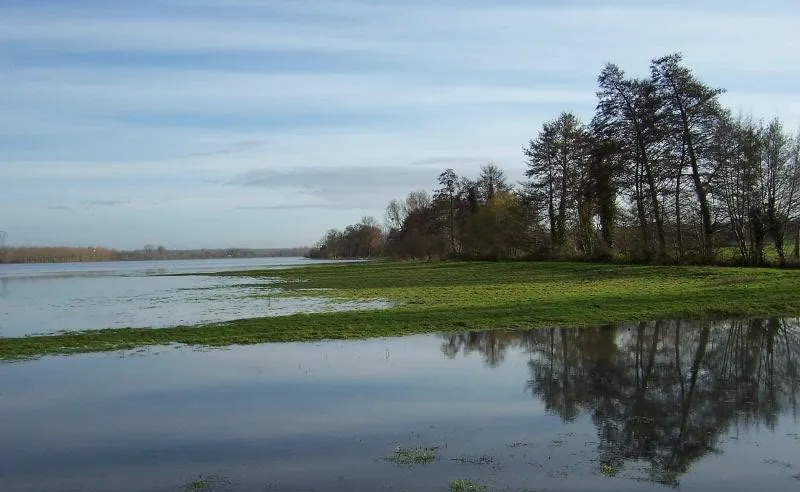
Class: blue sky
2,0,799,249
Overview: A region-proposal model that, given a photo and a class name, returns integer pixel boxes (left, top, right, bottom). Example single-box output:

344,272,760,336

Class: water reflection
441,318,800,487
2,319,799,491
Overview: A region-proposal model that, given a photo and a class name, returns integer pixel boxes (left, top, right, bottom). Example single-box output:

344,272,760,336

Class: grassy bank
3,261,800,361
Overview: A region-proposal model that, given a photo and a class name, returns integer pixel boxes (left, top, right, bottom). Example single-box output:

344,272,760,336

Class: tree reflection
440,318,800,486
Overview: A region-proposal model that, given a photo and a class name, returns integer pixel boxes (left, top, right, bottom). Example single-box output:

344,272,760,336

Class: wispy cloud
229,164,455,209
235,204,364,211
408,157,495,168
81,200,130,207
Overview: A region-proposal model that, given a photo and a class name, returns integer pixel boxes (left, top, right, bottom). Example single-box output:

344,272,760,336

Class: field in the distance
3,260,800,361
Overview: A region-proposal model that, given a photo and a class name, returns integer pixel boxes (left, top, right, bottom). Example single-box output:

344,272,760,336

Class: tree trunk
685,138,714,261
557,175,568,249
635,161,652,260
750,207,766,266
548,179,557,247
642,157,668,262
675,144,687,259
767,200,786,266
449,196,455,254
595,154,617,255
596,159,616,252
675,175,684,259
671,91,715,262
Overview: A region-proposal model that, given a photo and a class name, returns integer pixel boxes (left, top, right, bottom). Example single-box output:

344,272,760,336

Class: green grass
388,445,439,465
449,479,487,492
3,261,800,361
600,463,618,477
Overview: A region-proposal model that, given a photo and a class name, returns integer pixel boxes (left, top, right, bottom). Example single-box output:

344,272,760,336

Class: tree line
0,246,311,264
308,53,800,266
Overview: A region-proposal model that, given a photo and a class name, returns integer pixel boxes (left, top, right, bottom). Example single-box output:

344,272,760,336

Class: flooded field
1,318,798,491
0,258,385,337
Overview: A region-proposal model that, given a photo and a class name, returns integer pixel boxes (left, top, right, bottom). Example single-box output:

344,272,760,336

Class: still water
1,319,798,491
0,258,382,337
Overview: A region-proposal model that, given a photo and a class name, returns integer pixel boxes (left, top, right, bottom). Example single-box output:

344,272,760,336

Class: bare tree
384,199,405,232
477,162,509,202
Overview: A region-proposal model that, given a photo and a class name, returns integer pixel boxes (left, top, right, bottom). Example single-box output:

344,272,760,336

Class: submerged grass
388,445,439,465
600,463,619,477
3,261,800,361
449,479,487,492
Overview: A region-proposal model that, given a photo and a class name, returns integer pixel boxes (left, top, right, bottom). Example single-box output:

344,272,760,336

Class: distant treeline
308,53,800,266
0,246,309,264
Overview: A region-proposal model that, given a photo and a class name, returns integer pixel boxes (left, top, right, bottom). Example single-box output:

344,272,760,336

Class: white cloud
1,0,799,247
4,67,593,115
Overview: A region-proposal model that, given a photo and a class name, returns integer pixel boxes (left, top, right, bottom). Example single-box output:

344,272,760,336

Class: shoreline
3,260,800,361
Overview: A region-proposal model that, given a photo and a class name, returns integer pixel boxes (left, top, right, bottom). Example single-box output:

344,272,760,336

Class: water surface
0,257,382,337
1,318,798,491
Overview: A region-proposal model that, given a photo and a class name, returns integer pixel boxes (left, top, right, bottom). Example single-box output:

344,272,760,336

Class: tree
357,216,383,257
587,135,625,256
595,64,668,261
461,192,525,260
405,189,432,214
384,190,446,259
651,53,725,261
525,112,587,251
435,168,459,254
714,116,800,265
713,114,764,264
384,199,405,232
762,118,799,265
477,162,510,203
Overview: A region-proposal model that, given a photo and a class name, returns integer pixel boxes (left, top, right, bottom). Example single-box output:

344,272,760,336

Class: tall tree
435,168,460,254
651,53,725,261
595,63,668,261
762,118,799,265
586,134,625,256
525,112,587,250
713,114,763,264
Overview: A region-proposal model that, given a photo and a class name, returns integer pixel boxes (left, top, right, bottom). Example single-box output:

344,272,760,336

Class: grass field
3,261,800,361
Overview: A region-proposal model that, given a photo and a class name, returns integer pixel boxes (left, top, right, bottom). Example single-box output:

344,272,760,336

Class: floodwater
0,257,385,337
1,318,798,491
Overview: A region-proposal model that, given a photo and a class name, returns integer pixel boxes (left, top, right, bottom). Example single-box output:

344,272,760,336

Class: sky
1,0,799,249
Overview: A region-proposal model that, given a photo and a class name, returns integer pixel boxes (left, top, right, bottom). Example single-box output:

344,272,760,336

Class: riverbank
3,261,800,360
0,246,308,264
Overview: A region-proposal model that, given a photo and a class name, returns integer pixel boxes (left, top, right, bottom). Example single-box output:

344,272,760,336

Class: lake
1,318,798,491
0,257,385,337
